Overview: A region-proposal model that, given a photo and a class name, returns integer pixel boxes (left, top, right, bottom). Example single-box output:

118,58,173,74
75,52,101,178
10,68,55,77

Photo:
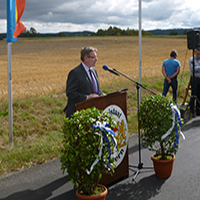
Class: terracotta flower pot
151,154,175,178
76,184,108,200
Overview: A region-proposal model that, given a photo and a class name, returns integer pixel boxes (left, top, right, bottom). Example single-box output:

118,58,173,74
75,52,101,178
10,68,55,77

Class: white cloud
24,21,111,33
0,20,6,33
0,0,200,33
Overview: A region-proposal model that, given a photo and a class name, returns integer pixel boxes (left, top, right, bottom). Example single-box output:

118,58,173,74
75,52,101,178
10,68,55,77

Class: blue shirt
189,56,200,78
162,58,181,77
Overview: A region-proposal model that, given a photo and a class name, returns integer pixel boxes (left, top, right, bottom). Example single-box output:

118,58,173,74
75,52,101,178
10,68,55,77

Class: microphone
102,65,119,76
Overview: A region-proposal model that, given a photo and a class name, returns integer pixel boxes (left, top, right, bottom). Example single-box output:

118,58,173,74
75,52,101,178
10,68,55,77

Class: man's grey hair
81,47,98,61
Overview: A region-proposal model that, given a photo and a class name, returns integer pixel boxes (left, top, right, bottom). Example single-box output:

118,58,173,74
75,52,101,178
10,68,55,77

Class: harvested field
0,36,191,101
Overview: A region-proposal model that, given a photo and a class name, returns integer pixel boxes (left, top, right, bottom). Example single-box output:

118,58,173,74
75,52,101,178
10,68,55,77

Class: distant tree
183,29,188,35
96,29,106,36
95,26,153,37
58,32,65,37
143,30,152,36
116,32,121,36
20,27,39,37
20,30,30,37
121,29,126,36
30,27,37,35
107,26,114,35
170,30,178,35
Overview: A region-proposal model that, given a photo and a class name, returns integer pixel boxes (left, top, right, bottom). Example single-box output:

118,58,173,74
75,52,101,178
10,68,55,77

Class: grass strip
0,73,191,176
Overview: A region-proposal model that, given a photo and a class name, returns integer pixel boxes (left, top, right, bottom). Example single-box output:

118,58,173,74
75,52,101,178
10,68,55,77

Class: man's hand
166,77,171,83
87,94,98,99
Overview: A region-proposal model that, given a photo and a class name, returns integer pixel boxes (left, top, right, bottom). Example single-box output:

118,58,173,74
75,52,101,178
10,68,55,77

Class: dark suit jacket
64,63,103,118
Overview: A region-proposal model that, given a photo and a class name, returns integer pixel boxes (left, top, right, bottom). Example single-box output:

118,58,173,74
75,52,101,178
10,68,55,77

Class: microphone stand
113,68,156,180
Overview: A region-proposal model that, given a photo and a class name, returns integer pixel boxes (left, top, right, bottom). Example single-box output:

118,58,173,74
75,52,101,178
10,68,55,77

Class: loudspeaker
187,29,200,50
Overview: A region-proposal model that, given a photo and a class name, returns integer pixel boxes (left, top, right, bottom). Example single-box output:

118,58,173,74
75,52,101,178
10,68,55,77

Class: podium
76,91,129,186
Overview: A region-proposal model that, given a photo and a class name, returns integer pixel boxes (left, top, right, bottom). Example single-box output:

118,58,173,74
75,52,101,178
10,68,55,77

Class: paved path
0,117,200,200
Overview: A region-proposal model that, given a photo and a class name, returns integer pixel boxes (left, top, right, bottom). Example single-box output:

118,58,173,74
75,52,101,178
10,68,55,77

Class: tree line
19,26,188,37
93,26,152,36
19,26,152,37
0,26,191,40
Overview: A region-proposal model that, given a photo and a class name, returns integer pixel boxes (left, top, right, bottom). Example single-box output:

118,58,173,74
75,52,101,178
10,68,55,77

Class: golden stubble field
0,36,192,101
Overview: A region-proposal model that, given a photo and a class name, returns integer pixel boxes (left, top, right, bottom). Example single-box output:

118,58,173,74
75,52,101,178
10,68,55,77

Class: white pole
7,42,13,146
139,0,142,104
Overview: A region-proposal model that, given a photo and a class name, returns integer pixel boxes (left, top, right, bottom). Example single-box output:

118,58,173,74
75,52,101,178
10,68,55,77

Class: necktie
89,69,98,94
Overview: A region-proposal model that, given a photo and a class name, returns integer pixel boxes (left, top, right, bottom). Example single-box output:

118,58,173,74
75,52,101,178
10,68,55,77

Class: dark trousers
162,77,178,102
190,77,200,115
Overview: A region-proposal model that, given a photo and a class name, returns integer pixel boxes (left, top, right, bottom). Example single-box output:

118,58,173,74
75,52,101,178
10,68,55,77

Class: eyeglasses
87,56,98,60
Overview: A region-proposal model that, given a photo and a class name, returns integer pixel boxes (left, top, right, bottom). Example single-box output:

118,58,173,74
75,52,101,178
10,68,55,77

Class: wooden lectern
76,91,129,186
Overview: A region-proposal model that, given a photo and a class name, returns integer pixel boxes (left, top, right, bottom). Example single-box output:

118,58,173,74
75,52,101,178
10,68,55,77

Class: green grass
0,72,191,176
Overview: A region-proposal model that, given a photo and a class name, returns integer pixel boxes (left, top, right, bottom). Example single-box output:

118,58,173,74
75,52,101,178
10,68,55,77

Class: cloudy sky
0,0,199,33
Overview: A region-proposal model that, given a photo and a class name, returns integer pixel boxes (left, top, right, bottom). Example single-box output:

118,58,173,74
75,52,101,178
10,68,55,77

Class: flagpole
7,42,13,146
139,0,142,104
7,0,26,146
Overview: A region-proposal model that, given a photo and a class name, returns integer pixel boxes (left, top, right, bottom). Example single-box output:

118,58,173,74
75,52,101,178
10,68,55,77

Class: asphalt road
0,116,200,200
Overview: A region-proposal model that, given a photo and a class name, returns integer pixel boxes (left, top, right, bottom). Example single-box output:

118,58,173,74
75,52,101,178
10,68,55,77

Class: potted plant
138,94,184,178
60,107,118,200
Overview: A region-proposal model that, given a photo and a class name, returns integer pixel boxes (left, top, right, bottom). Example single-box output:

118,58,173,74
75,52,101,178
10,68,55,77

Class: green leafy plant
138,94,183,160
60,107,117,195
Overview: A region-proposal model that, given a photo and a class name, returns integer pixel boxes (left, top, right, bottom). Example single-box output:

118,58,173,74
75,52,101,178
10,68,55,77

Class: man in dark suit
64,47,105,118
